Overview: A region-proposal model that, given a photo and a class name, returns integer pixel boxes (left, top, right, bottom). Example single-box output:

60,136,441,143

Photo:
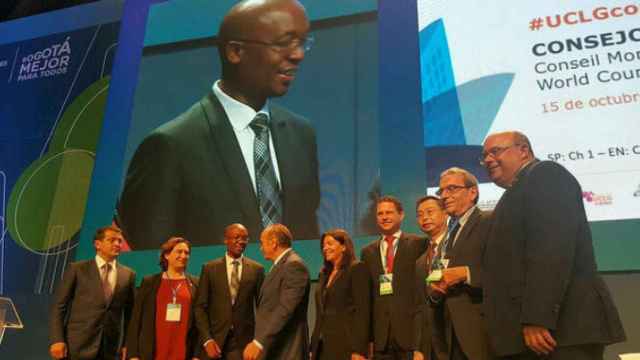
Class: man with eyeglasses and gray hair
118,0,320,250
422,167,493,360
480,131,625,360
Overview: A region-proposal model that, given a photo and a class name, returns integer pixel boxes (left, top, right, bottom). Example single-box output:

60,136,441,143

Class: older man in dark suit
49,226,136,360
117,0,320,249
426,168,493,360
195,224,265,360
243,223,310,360
361,195,428,360
481,131,626,360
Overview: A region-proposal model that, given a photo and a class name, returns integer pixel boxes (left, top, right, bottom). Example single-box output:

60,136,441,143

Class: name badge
379,274,393,296
166,303,182,322
426,269,443,284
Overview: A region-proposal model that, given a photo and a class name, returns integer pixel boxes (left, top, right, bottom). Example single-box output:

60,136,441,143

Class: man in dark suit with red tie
49,226,136,360
361,196,428,359
414,195,449,360
194,224,265,360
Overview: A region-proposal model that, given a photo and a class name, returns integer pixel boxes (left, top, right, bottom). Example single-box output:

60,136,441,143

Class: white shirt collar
95,255,116,269
380,230,402,242
457,205,477,227
213,80,270,131
273,248,292,266
225,252,244,265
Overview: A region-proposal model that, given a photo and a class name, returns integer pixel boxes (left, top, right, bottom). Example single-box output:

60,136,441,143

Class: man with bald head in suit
118,0,320,249
195,224,265,360
481,131,625,360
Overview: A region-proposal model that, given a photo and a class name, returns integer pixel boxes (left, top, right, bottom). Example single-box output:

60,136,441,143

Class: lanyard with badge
379,239,398,296
165,273,184,322
427,219,459,284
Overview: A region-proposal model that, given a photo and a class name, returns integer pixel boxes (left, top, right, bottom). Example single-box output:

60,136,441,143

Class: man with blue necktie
427,167,493,360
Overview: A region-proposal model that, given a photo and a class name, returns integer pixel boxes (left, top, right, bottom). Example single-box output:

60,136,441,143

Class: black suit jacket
125,273,200,360
415,249,444,359
194,256,264,352
310,261,371,359
118,91,320,249
49,259,136,360
255,250,310,360
430,208,493,360
361,233,428,352
483,160,626,356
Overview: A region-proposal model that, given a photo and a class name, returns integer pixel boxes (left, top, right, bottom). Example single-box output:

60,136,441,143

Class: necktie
230,260,240,305
426,241,437,273
102,263,113,302
384,235,395,273
249,113,282,227
445,219,461,253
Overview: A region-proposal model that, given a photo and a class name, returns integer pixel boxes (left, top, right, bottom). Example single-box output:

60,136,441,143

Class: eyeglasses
479,143,520,166
229,35,315,53
435,185,470,196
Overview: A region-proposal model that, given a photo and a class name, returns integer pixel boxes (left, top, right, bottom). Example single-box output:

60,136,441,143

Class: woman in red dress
126,237,201,360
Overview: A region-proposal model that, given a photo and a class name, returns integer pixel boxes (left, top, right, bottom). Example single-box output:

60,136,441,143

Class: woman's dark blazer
310,261,371,360
126,273,200,359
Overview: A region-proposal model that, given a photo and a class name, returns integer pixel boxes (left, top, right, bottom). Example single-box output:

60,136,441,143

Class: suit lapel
200,92,261,229
111,264,129,306
238,258,252,294
371,240,385,276
87,260,108,306
215,259,233,306
269,107,294,214
449,208,480,257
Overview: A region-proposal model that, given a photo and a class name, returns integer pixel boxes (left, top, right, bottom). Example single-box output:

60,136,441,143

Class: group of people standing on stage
49,130,626,360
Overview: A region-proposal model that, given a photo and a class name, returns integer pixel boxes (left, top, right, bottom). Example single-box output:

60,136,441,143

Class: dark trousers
449,328,468,360
221,329,243,360
500,344,605,360
374,336,412,360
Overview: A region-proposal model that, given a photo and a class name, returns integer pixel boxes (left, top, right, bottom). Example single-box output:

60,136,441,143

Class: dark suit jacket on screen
483,160,626,356
49,259,136,360
118,91,320,249
361,233,428,352
310,261,371,359
430,207,493,360
125,273,200,360
255,249,310,360
194,256,265,353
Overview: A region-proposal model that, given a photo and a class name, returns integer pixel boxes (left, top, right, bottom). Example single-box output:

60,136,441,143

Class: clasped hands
429,266,468,294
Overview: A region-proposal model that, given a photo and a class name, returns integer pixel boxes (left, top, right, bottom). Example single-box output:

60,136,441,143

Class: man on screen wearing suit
361,195,428,360
117,0,320,249
426,168,493,360
481,131,625,360
49,226,136,360
243,223,310,360
414,195,449,360
195,224,265,360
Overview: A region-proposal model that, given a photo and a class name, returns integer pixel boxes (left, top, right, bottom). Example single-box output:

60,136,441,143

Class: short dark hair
158,237,192,271
415,195,444,212
94,225,122,242
264,224,293,248
320,228,356,274
376,195,404,213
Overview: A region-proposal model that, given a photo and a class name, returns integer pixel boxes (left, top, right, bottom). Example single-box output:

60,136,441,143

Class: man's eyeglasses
436,185,470,196
479,143,520,166
229,35,315,53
